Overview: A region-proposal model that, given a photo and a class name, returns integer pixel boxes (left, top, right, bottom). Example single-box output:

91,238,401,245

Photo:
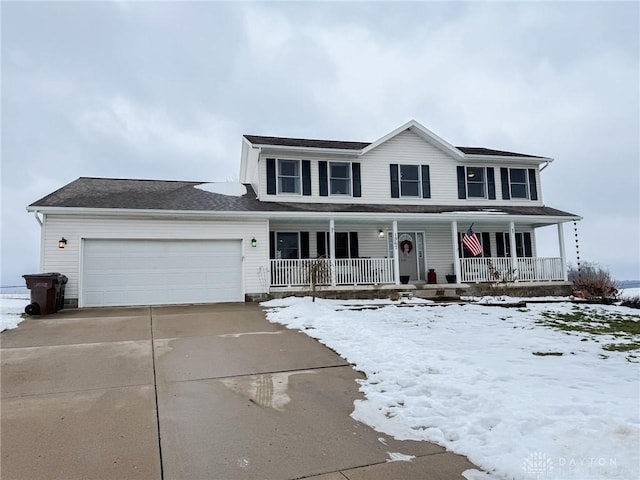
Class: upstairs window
390,164,431,198
501,168,538,201
466,167,486,198
277,159,301,194
457,166,496,199
329,162,351,195
400,165,420,197
509,168,528,199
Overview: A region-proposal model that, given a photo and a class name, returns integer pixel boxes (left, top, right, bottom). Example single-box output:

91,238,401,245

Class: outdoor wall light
58,237,67,249
251,237,257,248
378,230,385,238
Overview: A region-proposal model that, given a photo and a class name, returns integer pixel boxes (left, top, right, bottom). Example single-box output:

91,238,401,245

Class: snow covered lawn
0,294,30,331
263,297,640,480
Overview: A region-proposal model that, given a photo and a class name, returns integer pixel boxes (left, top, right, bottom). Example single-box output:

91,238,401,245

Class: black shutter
349,232,359,258
390,164,399,198
500,168,510,200
319,161,328,197
300,232,310,259
302,161,311,196
267,158,276,195
421,165,431,198
528,169,538,200
352,162,361,197
482,232,491,257
487,168,496,200
523,232,532,257
496,233,505,257
316,232,326,257
457,166,467,199
269,231,275,259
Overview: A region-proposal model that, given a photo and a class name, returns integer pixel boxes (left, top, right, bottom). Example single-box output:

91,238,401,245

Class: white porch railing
460,257,564,283
270,258,395,287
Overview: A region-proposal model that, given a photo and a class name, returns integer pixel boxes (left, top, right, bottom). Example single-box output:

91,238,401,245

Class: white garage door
82,239,243,307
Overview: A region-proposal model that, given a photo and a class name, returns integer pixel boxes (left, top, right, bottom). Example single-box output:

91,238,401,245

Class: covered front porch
268,216,572,290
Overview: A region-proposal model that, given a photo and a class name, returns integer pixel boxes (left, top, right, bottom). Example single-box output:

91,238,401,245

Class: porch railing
459,257,564,283
270,258,395,287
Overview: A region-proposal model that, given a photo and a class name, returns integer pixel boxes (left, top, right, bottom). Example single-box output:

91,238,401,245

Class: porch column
392,220,400,285
557,223,568,281
329,219,336,286
451,221,461,283
509,221,518,280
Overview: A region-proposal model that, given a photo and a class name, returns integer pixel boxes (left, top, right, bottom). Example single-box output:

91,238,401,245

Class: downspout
32,210,45,272
540,161,551,171
33,211,43,226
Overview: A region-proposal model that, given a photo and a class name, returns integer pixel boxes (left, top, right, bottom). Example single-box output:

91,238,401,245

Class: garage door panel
82,239,243,307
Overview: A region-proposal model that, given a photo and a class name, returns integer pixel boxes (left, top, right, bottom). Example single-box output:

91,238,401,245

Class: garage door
82,239,243,307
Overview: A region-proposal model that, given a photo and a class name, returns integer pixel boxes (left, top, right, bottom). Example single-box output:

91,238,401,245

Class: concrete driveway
1,303,477,479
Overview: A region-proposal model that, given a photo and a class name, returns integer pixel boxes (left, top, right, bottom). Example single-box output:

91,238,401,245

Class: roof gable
242,121,547,160
360,120,463,159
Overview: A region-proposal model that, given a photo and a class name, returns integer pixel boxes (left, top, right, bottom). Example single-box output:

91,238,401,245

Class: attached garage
81,239,243,307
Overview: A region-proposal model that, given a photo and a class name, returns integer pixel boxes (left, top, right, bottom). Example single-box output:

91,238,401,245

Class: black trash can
22,273,63,315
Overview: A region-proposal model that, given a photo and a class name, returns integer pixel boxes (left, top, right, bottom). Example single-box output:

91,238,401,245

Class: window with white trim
466,167,486,198
509,168,529,199
329,162,351,195
277,159,301,194
400,165,420,197
276,232,299,259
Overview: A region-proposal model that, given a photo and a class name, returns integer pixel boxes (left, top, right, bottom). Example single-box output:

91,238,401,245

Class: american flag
462,227,483,256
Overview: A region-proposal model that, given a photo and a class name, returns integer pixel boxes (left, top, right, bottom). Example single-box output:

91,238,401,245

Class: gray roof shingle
243,135,544,158
29,177,577,218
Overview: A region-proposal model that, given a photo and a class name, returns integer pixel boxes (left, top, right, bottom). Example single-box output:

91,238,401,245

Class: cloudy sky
2,1,639,287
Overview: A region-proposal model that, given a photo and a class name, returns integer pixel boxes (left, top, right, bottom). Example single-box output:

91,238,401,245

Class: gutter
25,206,582,224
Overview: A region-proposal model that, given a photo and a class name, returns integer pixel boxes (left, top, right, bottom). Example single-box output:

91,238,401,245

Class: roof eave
26,205,581,224
462,154,553,164
256,145,361,156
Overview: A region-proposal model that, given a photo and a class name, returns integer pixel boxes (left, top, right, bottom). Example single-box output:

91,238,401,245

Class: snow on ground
263,297,640,480
620,287,640,299
0,294,30,331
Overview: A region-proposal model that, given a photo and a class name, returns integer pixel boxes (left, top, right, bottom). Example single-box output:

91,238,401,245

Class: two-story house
27,120,580,308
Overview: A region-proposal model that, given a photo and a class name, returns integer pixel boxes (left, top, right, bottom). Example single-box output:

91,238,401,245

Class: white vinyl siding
257,130,542,206
40,215,269,303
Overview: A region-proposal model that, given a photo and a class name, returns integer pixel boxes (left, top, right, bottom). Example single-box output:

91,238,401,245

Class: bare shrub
621,295,640,310
568,262,619,302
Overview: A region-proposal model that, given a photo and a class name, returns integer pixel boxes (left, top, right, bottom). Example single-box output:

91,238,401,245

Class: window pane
279,160,299,176
330,163,349,179
511,184,528,198
510,169,526,183
401,182,419,197
279,177,300,194
335,232,349,259
277,233,299,259
331,179,350,195
467,183,485,198
400,165,419,181
467,167,484,182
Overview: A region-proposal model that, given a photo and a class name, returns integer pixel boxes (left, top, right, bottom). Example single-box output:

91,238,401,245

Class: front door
398,233,418,280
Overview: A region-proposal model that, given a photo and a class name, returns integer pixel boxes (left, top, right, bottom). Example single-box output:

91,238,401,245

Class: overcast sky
2,1,639,287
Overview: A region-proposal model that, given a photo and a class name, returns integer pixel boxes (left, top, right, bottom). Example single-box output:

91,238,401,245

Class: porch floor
266,281,572,302
269,283,470,301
